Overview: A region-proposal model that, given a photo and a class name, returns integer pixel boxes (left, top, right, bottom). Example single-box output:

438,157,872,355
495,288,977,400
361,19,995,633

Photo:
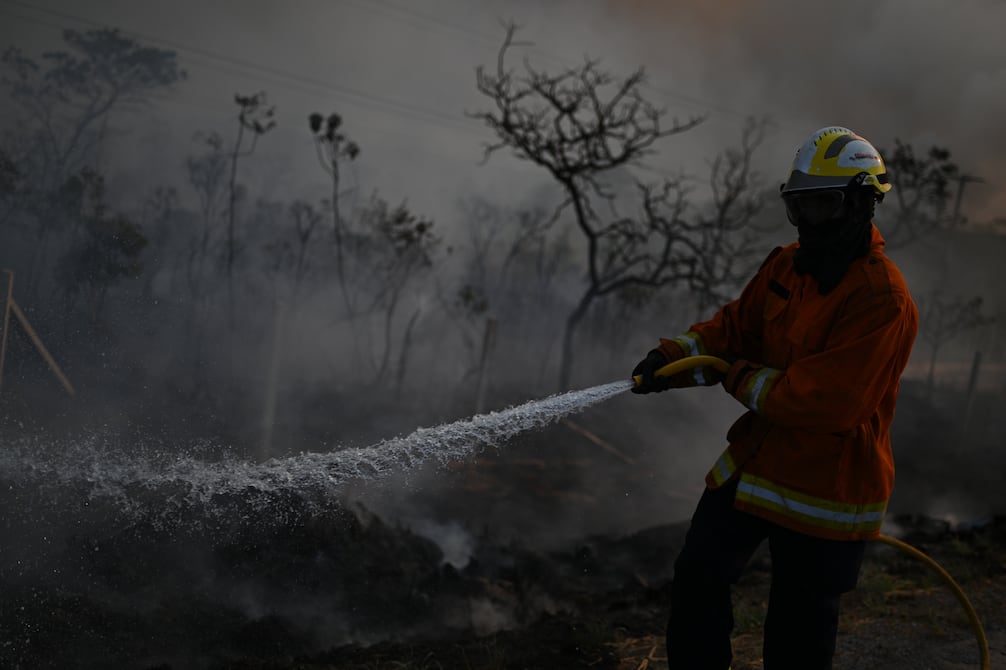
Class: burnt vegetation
0,25,1003,670
470,24,771,389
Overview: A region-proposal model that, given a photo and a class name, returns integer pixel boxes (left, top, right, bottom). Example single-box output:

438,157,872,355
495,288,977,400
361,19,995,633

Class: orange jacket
656,225,918,541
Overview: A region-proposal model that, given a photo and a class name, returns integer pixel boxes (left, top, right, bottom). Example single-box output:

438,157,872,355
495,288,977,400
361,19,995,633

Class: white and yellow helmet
781,127,891,197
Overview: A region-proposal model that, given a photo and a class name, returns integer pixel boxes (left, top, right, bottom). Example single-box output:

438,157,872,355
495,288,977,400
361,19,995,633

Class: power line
0,6,424,146
0,0,722,185
7,10,542,166
346,0,752,121
0,0,489,139
0,4,60,37
4,0,750,137
342,0,499,49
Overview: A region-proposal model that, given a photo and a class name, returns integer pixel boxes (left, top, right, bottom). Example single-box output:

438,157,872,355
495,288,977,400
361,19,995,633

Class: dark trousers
666,479,865,670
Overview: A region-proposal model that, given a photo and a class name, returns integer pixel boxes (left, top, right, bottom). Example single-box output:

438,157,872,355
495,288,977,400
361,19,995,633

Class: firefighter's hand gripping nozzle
631,354,732,392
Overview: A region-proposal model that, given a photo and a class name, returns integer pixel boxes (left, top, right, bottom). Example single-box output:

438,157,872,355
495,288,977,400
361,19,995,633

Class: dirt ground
262,515,1006,670
3,384,1004,669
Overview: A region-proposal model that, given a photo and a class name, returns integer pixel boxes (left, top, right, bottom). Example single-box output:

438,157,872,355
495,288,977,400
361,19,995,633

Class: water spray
0,356,989,667
0,378,635,520
0,356,712,512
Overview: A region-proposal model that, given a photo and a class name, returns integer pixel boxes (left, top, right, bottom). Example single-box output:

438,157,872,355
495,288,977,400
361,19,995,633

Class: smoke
608,0,1006,221
0,0,1001,530
408,517,475,569
3,0,1002,221
2,6,1005,667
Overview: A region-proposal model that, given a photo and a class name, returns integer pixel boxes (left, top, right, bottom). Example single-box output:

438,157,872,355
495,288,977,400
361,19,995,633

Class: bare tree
0,149,18,193
688,117,771,318
455,196,566,306
54,168,147,322
185,131,228,300
225,92,276,312
138,185,179,299
287,199,323,299
471,25,767,389
446,196,569,380
917,291,994,396
262,199,323,304
309,111,360,315
356,195,440,389
883,140,978,249
0,147,25,228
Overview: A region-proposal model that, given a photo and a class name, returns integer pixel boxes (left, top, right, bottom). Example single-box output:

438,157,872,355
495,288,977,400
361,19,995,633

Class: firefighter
631,127,919,670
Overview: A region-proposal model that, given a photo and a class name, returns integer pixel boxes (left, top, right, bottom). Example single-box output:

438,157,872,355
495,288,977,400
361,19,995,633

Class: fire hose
634,354,990,670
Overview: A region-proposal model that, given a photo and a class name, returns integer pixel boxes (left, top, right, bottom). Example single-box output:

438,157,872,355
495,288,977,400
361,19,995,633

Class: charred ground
1,377,1005,669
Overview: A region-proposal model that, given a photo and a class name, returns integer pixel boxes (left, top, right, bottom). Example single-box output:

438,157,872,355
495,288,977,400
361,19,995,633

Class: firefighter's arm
723,289,918,432
651,248,780,386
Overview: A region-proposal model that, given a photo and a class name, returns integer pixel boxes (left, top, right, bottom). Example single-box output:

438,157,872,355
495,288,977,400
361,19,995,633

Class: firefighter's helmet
781,127,891,197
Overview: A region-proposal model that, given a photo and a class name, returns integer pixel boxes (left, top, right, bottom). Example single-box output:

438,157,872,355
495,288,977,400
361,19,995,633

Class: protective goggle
782,189,846,228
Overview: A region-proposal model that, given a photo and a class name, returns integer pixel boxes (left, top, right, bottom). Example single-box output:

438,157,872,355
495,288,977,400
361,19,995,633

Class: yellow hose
874,534,990,670
631,354,731,387
634,354,991,669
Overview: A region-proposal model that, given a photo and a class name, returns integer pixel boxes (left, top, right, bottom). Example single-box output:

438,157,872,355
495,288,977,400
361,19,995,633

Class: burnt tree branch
473,24,754,389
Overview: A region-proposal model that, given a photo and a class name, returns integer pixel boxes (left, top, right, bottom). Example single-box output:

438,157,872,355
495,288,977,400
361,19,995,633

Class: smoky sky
1,0,1005,544
2,0,1004,226
2,0,1004,431
611,0,1006,221
2,0,1004,403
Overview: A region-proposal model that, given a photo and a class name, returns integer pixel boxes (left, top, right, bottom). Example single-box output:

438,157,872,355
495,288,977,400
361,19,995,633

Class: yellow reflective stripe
709,449,737,487
671,332,708,384
739,367,781,413
736,474,886,533
739,474,887,516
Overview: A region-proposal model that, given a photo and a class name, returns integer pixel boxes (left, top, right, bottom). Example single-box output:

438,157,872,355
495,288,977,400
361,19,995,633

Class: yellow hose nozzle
632,354,731,387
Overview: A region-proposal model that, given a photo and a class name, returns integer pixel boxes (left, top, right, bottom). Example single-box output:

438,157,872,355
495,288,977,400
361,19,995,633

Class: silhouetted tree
0,148,23,227
309,111,360,314
356,194,439,388
917,291,994,396
1,28,182,302
138,185,178,298
883,140,975,249
472,25,767,389
184,131,228,300
54,168,147,322
457,195,566,301
0,148,17,194
226,92,276,296
447,195,571,380
262,199,323,304
687,117,772,317
2,29,184,182
287,199,323,299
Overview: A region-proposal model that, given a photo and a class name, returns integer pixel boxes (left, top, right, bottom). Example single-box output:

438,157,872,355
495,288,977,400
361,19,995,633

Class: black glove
631,349,671,394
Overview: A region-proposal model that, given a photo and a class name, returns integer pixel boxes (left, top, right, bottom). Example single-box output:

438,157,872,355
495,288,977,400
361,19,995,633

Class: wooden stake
561,418,635,465
0,270,12,393
961,350,982,443
9,299,75,396
474,317,497,414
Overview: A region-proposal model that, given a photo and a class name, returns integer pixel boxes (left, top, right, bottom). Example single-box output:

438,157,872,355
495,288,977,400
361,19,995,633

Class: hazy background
1,1,1005,666
4,0,1006,223
0,0,1003,538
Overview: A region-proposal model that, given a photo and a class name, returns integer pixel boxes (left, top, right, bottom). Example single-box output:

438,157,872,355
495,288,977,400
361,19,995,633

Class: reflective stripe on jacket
657,225,918,541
